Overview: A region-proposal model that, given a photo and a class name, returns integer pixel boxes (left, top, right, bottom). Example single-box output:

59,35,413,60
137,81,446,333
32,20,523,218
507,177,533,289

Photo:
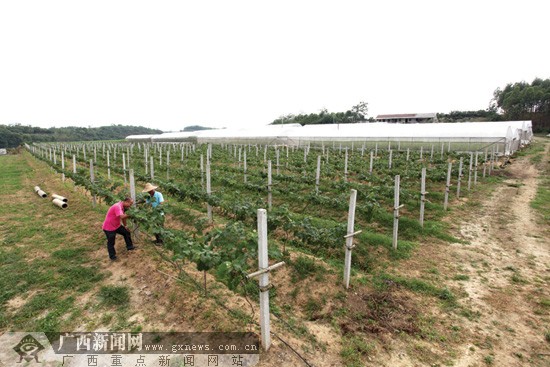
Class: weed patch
98,286,130,307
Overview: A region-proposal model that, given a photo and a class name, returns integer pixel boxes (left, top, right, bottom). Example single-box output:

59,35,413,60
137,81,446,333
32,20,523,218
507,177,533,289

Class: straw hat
142,183,158,192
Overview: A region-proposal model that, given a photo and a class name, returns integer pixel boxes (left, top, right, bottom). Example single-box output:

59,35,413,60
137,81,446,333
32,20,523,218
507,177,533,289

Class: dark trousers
103,226,134,259
154,215,165,244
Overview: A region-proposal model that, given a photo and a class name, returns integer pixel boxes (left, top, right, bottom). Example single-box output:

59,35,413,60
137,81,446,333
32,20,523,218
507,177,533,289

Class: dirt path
450,143,550,366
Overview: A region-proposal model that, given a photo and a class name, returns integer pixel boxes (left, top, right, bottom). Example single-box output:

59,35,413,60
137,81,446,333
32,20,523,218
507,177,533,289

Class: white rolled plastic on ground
52,194,68,202
52,198,68,209
34,186,47,198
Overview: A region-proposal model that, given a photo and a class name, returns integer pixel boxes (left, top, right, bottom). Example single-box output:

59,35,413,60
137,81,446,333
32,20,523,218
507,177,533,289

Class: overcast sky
0,0,548,132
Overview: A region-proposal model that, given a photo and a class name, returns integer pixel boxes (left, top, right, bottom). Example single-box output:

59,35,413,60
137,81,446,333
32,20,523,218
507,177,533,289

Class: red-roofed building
375,113,438,123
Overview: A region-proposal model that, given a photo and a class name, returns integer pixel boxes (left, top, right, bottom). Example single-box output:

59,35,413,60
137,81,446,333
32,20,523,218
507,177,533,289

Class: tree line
271,101,371,125
0,124,163,149
270,78,550,133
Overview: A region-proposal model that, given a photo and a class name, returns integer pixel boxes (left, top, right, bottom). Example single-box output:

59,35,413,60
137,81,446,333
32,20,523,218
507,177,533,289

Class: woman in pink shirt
102,197,136,260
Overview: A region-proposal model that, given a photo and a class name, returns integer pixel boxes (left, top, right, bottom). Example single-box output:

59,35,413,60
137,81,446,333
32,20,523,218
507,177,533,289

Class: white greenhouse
126,121,532,155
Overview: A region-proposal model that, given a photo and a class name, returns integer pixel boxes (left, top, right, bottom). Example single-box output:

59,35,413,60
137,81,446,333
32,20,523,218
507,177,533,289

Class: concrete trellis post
150,156,155,180
474,152,479,186
286,145,289,168
200,154,204,189
276,149,280,175
206,163,212,223
129,169,140,240
245,209,285,351
430,145,434,161
369,151,374,174
122,153,127,183
107,150,111,180
129,169,136,204
419,167,427,227
94,146,97,164
89,160,96,207
456,157,463,199
267,160,272,210
72,155,76,174
343,189,361,289
315,155,321,194
489,146,495,174
406,148,410,161
392,175,402,250
388,149,393,169
145,149,149,175
61,150,65,181
467,152,473,191
344,148,348,181
166,150,170,180
243,150,248,184
444,163,452,211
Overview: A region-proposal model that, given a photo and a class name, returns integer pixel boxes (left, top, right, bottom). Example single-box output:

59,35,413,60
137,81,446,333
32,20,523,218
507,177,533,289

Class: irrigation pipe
156,266,314,367
34,186,47,198
272,332,314,367
52,198,68,209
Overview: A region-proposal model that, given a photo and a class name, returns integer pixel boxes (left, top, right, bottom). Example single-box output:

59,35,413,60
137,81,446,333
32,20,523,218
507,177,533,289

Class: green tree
0,127,23,148
492,78,550,132
270,101,369,126
351,101,368,122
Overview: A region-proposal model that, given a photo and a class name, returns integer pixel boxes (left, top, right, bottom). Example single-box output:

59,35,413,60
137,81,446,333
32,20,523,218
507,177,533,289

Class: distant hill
0,124,163,148
182,125,214,132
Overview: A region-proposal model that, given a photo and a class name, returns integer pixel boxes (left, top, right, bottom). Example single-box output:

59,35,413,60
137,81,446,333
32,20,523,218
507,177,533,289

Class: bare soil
449,145,550,367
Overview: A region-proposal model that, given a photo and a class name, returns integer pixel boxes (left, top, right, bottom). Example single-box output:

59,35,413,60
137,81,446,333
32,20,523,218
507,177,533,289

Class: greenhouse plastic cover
127,121,532,150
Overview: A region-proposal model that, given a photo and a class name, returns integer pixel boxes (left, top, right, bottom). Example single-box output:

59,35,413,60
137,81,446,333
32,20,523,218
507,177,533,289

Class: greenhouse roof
126,121,532,142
